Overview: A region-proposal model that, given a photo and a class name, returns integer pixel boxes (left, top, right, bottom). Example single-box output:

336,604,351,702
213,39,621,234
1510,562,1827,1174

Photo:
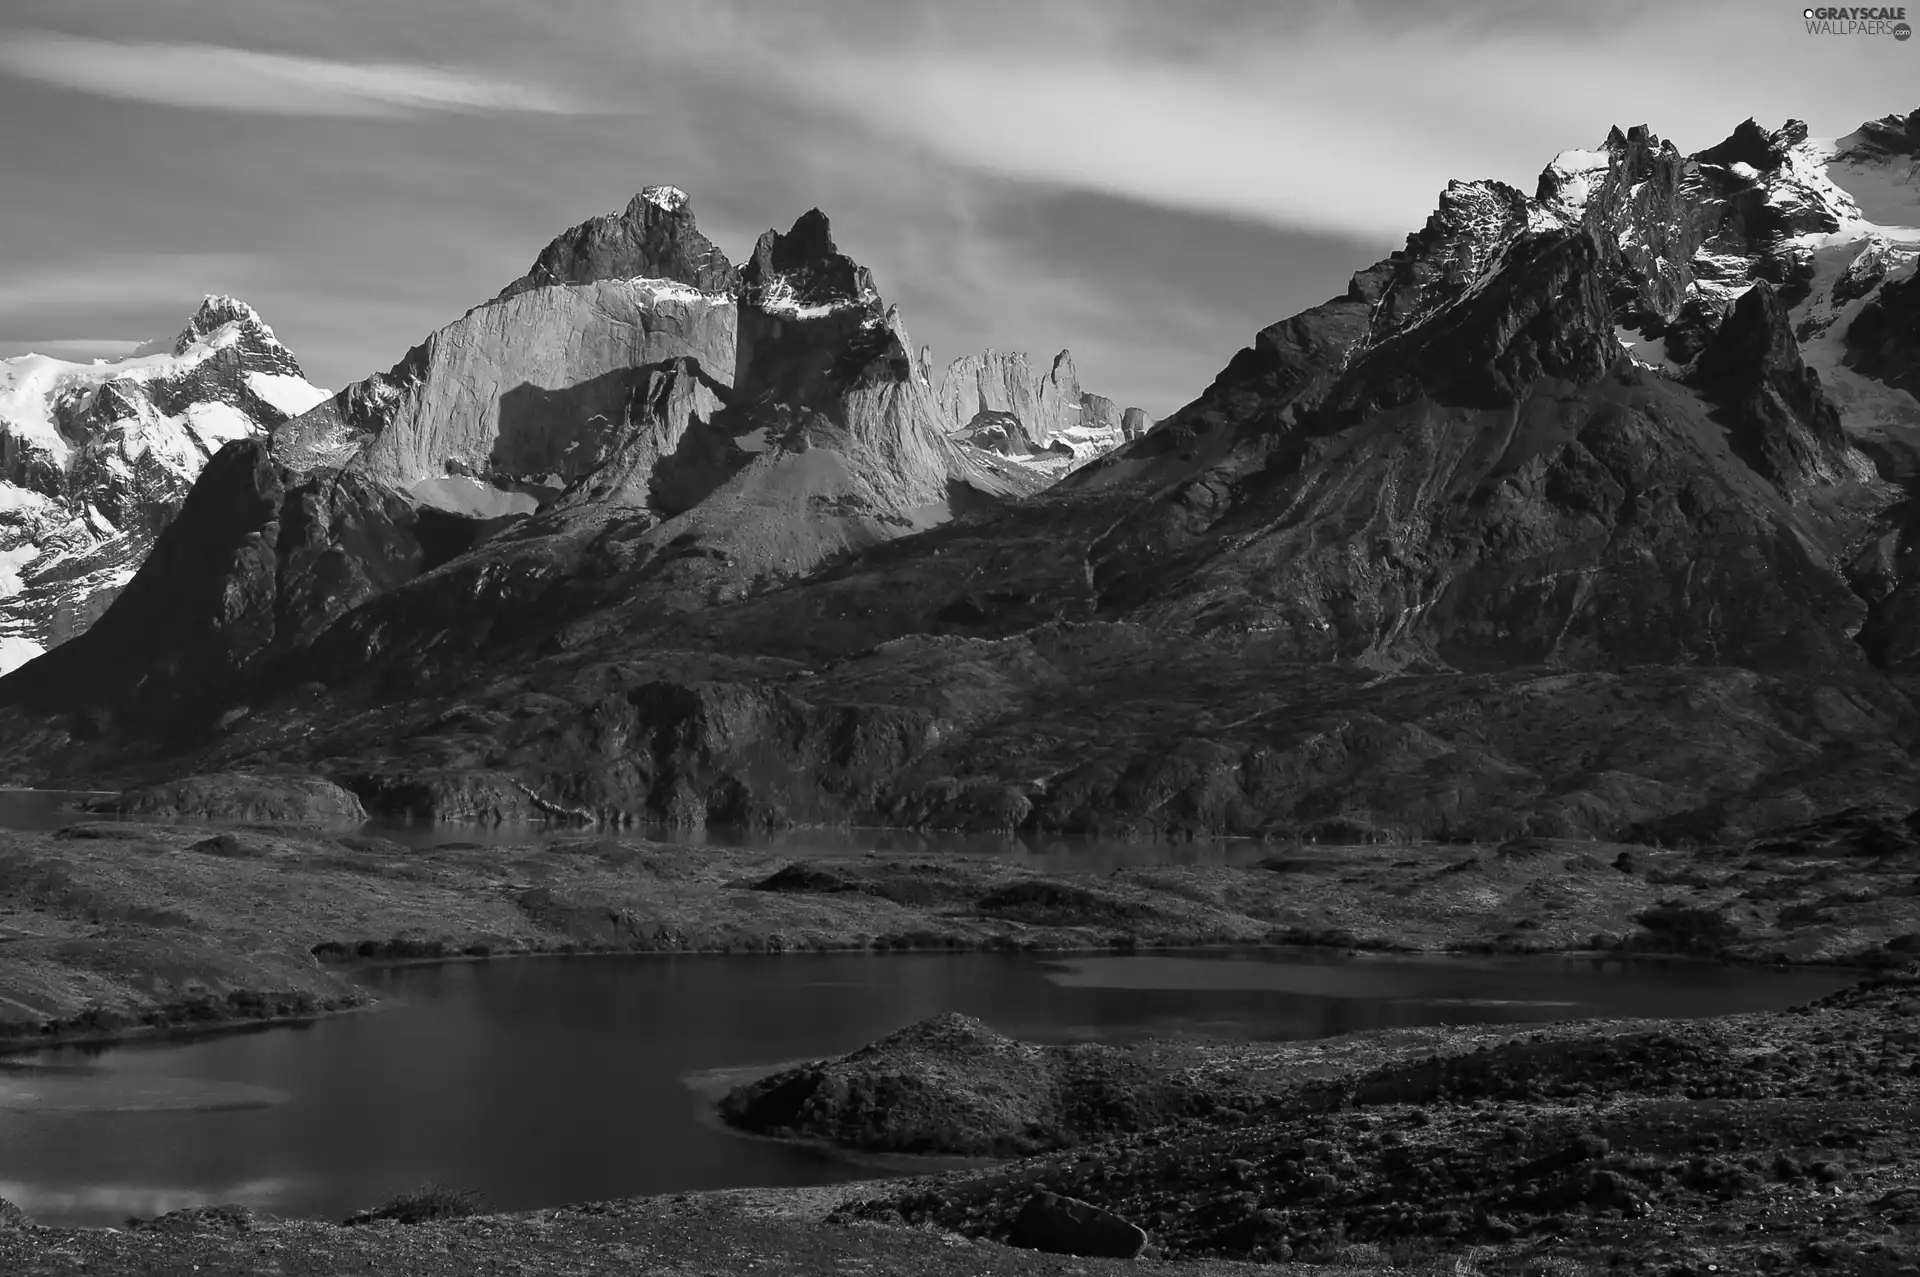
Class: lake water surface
0,949,1855,1228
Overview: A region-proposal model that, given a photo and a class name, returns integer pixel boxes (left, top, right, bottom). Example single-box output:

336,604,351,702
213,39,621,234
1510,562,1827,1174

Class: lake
0,948,1855,1228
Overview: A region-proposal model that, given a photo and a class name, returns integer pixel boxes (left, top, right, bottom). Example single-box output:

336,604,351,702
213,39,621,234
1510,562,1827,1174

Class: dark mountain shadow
412,507,526,575
495,369,660,489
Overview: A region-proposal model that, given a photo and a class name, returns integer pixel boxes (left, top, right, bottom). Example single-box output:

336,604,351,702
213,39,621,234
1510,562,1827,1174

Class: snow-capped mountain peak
171,294,288,358
0,296,327,674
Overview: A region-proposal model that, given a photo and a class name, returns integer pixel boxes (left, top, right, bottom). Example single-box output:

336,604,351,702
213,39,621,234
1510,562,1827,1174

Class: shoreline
2,930,1878,1063
2,811,1918,1271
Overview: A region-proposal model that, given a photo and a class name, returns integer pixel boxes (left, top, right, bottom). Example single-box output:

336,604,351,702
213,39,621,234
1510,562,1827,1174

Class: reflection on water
0,789,117,832
0,788,1274,872
0,1066,286,1113
0,949,1854,1228
0,1176,297,1220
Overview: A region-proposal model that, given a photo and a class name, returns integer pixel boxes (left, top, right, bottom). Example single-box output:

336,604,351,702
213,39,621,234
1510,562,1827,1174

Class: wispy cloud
615,0,1913,241
0,339,144,360
0,253,264,322
0,31,584,117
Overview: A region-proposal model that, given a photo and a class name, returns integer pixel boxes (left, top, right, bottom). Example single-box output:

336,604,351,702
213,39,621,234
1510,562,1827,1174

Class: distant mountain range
1,108,1916,848
0,192,1145,677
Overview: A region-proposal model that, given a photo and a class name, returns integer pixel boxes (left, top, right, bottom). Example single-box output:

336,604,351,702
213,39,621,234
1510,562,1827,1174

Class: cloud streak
617,0,1914,241
0,339,144,360
0,253,265,322
0,31,584,117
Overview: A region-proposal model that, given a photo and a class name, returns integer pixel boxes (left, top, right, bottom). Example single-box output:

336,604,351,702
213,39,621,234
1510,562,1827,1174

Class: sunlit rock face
273,187,741,508
935,348,1149,483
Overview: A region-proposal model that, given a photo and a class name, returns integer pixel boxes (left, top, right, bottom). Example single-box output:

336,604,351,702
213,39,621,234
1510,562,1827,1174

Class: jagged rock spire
740,209,878,314
499,185,739,300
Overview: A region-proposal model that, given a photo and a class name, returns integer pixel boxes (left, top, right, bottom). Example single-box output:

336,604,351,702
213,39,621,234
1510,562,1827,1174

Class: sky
0,0,1916,418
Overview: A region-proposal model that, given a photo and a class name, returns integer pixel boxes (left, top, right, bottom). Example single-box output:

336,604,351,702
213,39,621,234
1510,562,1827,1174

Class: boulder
1008,1190,1149,1259
127,1204,257,1235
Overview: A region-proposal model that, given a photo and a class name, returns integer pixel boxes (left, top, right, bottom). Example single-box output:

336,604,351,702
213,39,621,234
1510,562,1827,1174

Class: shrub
343,1182,484,1226
1631,901,1742,955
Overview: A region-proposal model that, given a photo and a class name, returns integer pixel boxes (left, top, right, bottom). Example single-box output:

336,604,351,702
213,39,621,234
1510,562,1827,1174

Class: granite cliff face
3,110,1918,845
935,348,1149,482
273,186,738,505
0,298,326,674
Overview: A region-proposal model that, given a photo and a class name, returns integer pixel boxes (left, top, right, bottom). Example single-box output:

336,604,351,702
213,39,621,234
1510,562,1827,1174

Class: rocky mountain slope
0,298,327,675
0,191,1050,735
0,109,1916,847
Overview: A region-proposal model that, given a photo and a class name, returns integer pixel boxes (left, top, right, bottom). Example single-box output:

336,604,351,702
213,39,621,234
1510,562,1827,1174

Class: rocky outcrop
1324,228,1619,418
1009,1192,1150,1260
0,298,326,673
1356,178,1535,346
1836,108,1920,162
1845,266,1920,400
719,1012,1253,1157
1689,280,1857,489
105,771,367,825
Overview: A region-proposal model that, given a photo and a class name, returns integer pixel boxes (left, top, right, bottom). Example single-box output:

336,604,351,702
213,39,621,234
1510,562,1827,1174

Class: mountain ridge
0,106,1916,848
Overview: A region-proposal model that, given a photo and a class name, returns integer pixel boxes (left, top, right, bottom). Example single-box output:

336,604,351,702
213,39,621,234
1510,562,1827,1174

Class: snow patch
0,543,37,601
0,635,43,676
0,354,81,469
183,401,260,453
753,275,876,320
1824,132,1920,226
1614,325,1682,375
621,276,716,306
408,476,539,518
1541,147,1613,214
639,185,690,212
245,372,330,418
0,484,59,517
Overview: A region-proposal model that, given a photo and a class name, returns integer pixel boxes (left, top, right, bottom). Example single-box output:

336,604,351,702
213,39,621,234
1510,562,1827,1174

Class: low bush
343,1182,484,1226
